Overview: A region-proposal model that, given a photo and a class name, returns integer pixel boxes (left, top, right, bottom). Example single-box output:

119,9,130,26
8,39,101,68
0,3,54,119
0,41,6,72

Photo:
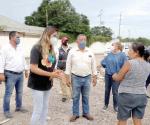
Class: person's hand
60,73,71,87
25,70,29,78
49,71,61,79
112,73,117,80
58,71,69,86
65,75,71,87
54,69,62,74
0,73,5,81
66,79,71,87
92,75,97,87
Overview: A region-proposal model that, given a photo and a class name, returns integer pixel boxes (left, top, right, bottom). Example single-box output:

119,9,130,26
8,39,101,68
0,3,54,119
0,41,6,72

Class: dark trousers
104,74,119,108
146,74,150,88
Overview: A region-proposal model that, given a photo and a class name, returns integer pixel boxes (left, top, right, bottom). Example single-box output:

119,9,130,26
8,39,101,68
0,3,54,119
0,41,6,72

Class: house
0,15,44,57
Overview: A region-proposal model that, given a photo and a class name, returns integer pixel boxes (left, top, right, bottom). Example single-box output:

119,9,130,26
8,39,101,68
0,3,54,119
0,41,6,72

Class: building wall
21,36,39,57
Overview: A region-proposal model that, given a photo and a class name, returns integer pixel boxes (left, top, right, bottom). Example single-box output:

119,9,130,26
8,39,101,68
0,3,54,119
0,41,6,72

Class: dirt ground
0,54,150,125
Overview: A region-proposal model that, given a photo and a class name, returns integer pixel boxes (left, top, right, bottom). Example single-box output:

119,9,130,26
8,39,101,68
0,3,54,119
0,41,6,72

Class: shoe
70,115,79,122
15,107,28,113
103,105,108,110
147,95,150,98
4,112,13,118
62,98,67,102
82,114,94,121
114,107,118,112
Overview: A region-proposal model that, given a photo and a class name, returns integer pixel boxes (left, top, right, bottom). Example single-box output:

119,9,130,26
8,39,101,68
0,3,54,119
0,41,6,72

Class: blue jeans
3,71,23,113
71,74,91,116
31,89,50,125
104,74,119,108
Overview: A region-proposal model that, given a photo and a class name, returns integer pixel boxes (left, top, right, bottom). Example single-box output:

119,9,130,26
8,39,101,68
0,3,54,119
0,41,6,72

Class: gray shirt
119,59,150,94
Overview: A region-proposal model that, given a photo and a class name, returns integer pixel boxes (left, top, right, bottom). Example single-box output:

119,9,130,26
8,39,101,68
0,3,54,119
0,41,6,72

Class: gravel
0,77,150,125
0,54,150,125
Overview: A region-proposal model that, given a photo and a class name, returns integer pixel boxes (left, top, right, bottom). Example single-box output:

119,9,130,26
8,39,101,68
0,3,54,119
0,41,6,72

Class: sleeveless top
119,59,150,94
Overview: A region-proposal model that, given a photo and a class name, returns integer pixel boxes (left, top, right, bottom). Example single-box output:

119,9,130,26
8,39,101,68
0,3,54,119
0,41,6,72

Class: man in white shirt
0,31,28,118
65,34,97,122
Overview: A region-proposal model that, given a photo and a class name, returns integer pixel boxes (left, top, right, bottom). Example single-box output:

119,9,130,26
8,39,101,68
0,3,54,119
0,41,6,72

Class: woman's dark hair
132,42,150,61
144,49,150,62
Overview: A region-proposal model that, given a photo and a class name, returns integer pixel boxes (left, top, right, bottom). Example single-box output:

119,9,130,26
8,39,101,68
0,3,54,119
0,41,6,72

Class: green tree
25,0,90,41
91,26,113,37
90,26,113,42
121,37,150,46
136,37,150,46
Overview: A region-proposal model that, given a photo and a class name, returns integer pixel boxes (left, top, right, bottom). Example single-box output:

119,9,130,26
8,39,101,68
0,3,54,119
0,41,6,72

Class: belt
72,73,91,78
5,70,23,75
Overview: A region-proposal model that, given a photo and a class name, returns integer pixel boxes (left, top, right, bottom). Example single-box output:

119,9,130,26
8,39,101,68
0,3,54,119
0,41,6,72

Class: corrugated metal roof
0,15,44,36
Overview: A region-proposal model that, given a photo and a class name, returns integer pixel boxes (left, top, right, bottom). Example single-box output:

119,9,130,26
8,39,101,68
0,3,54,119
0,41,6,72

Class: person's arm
122,52,128,64
30,64,60,79
112,61,130,82
30,45,61,79
21,46,29,78
0,48,6,81
101,56,107,68
65,50,72,86
92,75,97,87
23,57,29,78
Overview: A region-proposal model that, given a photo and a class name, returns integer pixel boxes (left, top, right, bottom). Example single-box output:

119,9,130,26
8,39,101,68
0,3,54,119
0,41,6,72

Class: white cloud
122,0,150,17
124,9,150,17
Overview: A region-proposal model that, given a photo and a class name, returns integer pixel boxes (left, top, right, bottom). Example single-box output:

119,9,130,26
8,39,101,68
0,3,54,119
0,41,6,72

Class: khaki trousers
60,79,72,99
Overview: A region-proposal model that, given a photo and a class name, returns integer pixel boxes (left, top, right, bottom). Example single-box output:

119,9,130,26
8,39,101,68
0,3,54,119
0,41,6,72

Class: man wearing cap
57,36,72,102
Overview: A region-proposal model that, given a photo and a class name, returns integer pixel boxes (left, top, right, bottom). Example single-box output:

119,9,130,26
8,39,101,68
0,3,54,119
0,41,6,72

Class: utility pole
45,0,51,27
98,9,103,27
118,13,122,38
46,8,48,27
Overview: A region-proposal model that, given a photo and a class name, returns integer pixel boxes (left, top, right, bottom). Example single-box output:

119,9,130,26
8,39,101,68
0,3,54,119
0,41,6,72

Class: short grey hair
77,34,86,40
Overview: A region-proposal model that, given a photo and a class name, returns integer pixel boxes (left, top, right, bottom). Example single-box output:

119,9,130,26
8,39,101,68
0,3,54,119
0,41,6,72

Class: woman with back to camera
113,42,150,125
100,41,127,112
28,26,62,125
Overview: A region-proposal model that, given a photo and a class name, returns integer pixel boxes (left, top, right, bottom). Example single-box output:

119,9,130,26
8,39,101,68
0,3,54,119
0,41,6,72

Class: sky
0,0,150,38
